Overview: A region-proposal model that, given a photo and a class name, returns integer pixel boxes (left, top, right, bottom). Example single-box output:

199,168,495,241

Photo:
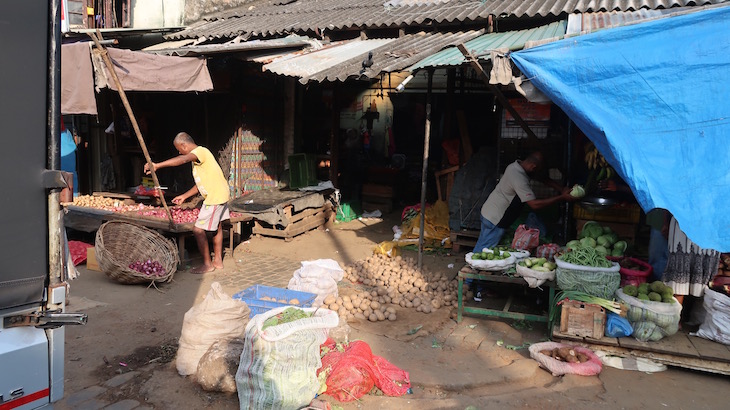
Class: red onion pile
139,207,199,224
129,259,166,276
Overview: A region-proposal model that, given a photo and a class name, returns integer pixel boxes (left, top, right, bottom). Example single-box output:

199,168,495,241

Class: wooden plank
288,206,324,224
583,343,730,376
92,191,133,199
552,324,620,347
618,332,700,359
688,335,730,363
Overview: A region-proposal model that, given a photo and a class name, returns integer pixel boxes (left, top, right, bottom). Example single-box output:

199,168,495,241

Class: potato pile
67,195,150,213
320,254,458,323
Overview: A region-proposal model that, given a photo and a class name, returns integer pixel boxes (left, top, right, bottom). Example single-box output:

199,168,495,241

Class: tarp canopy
62,42,97,115
511,5,730,251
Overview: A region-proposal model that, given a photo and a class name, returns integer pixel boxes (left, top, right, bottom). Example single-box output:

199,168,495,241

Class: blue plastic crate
232,285,317,318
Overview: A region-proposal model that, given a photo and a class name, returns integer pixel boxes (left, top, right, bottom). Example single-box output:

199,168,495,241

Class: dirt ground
59,213,728,409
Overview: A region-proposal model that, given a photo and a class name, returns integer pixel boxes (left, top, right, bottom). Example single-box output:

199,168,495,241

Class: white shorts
196,203,230,231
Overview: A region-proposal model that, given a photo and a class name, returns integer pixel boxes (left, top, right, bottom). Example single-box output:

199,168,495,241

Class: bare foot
212,260,224,270
191,264,216,274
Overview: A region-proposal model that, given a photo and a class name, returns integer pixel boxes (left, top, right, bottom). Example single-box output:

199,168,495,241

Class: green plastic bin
288,153,318,188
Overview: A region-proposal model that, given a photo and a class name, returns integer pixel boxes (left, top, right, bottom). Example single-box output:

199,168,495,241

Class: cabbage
586,224,604,239
611,248,624,257
580,237,597,248
594,245,609,256
596,235,612,248
613,240,628,252
566,240,581,249
570,184,586,198
602,226,613,234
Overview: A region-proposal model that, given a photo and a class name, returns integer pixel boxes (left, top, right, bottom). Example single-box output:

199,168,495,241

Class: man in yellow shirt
145,132,230,273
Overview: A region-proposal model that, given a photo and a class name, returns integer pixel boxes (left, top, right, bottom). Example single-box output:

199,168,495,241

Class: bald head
173,132,195,145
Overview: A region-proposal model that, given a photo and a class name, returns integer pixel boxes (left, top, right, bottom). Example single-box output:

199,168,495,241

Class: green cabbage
595,245,609,256
611,248,624,257
613,240,628,252
580,237,597,248
596,235,612,248
566,240,581,249
570,184,586,198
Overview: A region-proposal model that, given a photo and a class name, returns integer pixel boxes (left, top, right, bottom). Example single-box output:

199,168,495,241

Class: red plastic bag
318,338,410,402
511,224,540,250
535,243,561,261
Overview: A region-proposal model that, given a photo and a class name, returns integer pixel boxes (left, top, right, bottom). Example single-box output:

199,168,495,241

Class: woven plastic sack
318,338,410,402
555,258,620,299
528,341,602,376
697,286,730,345
465,251,516,271
616,288,682,342
177,283,251,376
515,264,555,288
196,338,245,393
236,307,339,410
287,259,344,307
511,224,540,250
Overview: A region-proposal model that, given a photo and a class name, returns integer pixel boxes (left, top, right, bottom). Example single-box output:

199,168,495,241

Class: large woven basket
95,221,179,285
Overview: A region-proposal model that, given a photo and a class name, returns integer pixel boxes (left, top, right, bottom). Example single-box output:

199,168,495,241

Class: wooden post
89,31,174,228
418,69,434,270
457,44,539,141
330,86,340,186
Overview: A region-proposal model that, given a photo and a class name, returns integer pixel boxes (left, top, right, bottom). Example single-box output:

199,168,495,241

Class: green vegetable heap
518,257,557,272
471,249,512,261
559,245,614,268
262,307,312,330
623,281,675,303
566,221,627,257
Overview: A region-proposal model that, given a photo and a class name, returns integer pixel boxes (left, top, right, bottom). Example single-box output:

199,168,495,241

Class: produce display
128,259,166,277
140,207,200,224
558,245,614,268
331,254,458,323
262,307,312,330
622,281,674,303
539,346,591,363
470,250,512,260
518,257,556,272
68,195,152,213
567,221,627,257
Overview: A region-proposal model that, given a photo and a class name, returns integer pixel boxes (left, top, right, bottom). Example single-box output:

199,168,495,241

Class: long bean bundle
559,246,613,268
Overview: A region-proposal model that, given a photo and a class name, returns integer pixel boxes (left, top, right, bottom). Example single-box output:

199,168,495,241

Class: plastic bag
176,283,251,376
697,286,730,345
318,338,410,402
528,341,602,376
515,264,555,288
236,307,338,410
616,288,682,342
605,312,633,338
374,241,401,258
511,224,540,251
288,259,344,307
196,338,245,393
535,243,561,261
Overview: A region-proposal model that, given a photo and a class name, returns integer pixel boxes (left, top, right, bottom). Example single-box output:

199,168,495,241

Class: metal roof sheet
409,20,567,71
263,38,396,82
298,30,483,83
142,35,315,56
167,0,727,41
565,6,694,34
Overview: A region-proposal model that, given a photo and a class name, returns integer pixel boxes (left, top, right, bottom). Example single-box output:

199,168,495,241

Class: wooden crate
253,204,334,241
450,229,480,253
559,299,606,339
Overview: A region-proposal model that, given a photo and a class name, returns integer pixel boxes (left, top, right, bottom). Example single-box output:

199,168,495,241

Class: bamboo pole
89,31,174,228
418,69,434,270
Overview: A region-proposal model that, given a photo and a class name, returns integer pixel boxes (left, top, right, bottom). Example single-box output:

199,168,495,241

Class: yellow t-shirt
191,146,230,205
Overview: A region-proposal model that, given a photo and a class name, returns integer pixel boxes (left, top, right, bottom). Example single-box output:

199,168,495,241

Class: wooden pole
457,44,539,141
418,69,434,270
89,31,175,228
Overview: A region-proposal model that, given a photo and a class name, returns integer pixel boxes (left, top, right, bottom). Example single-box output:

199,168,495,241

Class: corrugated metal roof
409,20,567,71
264,38,396,82
142,35,315,56
566,6,693,35
167,0,727,41
295,30,483,83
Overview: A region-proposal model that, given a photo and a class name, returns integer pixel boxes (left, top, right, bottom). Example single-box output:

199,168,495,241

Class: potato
412,297,421,308
405,293,415,302
329,303,340,312
323,294,336,305
386,307,397,314
399,300,407,307
368,313,378,322
388,313,397,321
370,301,380,310
443,294,454,302
342,295,351,303
383,295,391,304
289,299,300,305
377,287,387,296
363,308,373,317
354,313,366,320
431,299,442,310
406,301,413,308
335,297,344,306
352,297,361,307
359,301,370,311
344,301,354,311
375,310,386,321
421,305,432,314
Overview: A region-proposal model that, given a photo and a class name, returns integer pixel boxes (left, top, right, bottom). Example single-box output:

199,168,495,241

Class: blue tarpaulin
511,5,730,251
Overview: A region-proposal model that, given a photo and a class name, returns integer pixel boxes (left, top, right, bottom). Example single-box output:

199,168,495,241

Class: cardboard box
86,247,101,271
559,299,606,339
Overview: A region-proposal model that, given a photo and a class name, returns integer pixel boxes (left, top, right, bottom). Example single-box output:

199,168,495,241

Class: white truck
0,1,87,408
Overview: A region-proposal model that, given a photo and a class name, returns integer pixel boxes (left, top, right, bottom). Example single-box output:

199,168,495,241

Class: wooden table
457,265,556,332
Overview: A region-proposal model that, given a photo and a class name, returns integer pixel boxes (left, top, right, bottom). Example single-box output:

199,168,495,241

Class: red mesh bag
318,338,410,402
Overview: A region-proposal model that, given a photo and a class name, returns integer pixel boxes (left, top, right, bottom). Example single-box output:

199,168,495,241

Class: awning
408,20,567,71
62,42,97,115
142,35,316,57
260,31,483,83
92,47,213,92
511,5,730,251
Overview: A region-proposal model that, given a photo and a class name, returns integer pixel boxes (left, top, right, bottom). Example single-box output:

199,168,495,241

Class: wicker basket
95,221,179,285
